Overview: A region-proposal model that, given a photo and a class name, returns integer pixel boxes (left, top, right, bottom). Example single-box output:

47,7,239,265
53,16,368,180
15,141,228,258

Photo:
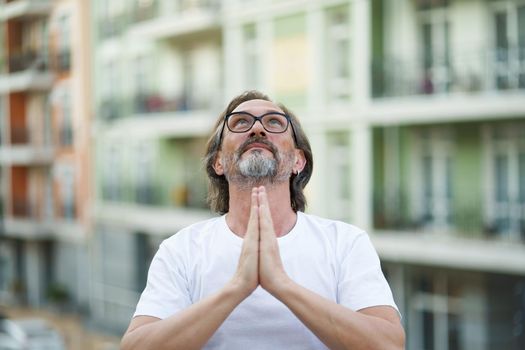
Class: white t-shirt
134,212,398,349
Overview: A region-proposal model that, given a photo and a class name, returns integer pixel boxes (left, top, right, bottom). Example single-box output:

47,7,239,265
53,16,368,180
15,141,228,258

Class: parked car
0,314,65,350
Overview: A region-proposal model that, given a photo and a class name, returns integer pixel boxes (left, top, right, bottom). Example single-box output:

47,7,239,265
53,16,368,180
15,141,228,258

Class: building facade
0,0,92,312
90,0,525,348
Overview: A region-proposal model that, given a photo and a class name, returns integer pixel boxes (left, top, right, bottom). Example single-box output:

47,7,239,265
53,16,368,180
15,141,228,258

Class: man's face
215,99,300,187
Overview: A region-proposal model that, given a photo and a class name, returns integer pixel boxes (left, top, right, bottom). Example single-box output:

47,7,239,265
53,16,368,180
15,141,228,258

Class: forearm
270,280,404,350
121,281,250,350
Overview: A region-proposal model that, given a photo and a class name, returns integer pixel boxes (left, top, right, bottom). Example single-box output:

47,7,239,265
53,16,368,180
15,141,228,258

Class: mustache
237,137,278,157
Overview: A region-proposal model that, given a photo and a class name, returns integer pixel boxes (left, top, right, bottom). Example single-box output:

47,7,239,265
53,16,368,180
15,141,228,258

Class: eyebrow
232,108,284,114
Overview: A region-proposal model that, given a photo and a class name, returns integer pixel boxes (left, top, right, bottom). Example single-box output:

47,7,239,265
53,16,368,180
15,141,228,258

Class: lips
245,143,271,152
238,138,277,156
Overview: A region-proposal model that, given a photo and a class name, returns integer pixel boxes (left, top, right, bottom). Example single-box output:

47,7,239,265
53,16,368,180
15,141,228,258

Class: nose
249,119,266,138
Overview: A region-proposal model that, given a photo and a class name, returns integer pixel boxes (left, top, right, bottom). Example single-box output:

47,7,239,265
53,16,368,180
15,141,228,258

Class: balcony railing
13,198,32,217
131,0,158,23
372,47,525,98
8,51,48,73
136,184,159,205
178,0,219,13
373,193,525,242
98,92,215,121
130,93,193,115
101,183,122,202
98,14,128,39
98,98,122,121
11,126,29,144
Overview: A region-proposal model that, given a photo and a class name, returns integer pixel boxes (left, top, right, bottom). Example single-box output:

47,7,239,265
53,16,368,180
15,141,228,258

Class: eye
228,113,253,131
264,114,286,130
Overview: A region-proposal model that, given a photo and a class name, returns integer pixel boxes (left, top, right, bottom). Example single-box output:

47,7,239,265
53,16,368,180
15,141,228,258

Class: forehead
232,99,284,114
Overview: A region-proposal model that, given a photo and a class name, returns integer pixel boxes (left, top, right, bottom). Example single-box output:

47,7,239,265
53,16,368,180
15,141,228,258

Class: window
326,6,351,101
60,90,73,147
58,15,71,71
417,2,451,94
491,2,525,90
486,124,525,240
58,164,75,220
243,24,260,89
409,271,464,350
103,145,121,201
415,128,454,230
135,143,155,205
326,133,351,221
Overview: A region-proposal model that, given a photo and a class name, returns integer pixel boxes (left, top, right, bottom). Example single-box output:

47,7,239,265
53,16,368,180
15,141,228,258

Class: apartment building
370,0,525,349
0,0,91,311
92,0,525,348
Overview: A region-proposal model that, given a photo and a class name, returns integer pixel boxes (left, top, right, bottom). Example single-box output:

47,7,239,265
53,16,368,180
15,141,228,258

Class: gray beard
239,150,277,179
223,149,294,189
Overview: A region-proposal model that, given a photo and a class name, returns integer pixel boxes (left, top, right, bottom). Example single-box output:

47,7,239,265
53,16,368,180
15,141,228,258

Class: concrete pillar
306,4,324,113
306,130,327,216
223,23,243,98
351,121,372,231
351,0,371,110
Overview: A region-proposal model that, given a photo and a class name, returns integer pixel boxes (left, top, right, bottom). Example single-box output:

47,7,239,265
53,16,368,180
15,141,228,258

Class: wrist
227,276,257,300
265,273,294,299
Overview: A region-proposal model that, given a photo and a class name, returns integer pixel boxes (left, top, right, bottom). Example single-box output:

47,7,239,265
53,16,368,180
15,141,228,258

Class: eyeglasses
218,111,298,145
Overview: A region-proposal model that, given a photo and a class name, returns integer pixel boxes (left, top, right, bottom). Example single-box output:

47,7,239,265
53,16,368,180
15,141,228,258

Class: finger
257,186,274,239
245,187,259,241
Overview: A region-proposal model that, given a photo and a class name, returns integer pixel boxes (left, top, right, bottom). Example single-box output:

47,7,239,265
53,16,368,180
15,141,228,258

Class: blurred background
0,0,524,349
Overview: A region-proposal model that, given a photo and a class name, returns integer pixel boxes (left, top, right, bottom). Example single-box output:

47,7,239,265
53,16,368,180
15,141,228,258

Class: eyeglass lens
227,112,288,133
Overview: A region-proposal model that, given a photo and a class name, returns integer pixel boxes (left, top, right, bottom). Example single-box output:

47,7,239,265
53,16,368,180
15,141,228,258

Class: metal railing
8,51,48,73
11,126,29,144
373,192,524,242
12,198,32,218
131,0,158,23
98,15,128,39
372,47,525,98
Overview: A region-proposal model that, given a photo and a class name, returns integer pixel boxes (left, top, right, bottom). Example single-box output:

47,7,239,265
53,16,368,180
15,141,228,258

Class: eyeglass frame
217,111,298,146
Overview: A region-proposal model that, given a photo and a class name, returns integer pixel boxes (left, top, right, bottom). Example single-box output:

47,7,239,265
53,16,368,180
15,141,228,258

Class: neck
226,180,297,238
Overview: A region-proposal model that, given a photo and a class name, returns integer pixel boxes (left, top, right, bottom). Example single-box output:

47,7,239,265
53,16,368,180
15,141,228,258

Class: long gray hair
203,90,313,214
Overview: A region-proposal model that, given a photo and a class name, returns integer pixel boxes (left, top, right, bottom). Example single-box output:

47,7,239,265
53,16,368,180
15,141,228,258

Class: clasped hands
232,186,290,297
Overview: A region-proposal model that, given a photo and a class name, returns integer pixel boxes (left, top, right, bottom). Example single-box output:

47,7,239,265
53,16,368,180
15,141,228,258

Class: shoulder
160,215,224,252
298,212,366,242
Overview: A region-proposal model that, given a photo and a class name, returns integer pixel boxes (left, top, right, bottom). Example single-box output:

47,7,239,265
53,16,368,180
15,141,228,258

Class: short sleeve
337,233,398,313
133,241,192,319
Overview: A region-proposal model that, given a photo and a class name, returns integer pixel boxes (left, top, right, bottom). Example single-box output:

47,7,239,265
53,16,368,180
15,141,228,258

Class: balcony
368,48,525,124
127,0,220,40
136,184,159,206
11,126,29,144
0,126,54,164
131,0,158,24
132,93,183,115
94,201,212,236
0,52,52,93
372,47,525,98
0,0,51,21
98,98,123,122
13,198,32,217
8,51,48,73
2,217,54,239
0,144,54,165
98,14,128,40
373,193,525,242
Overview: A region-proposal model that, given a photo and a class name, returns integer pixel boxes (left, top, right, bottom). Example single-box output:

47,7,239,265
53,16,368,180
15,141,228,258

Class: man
121,91,405,349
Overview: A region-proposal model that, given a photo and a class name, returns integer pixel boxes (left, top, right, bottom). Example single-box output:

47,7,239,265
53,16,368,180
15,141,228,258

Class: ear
293,149,306,174
212,152,224,176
